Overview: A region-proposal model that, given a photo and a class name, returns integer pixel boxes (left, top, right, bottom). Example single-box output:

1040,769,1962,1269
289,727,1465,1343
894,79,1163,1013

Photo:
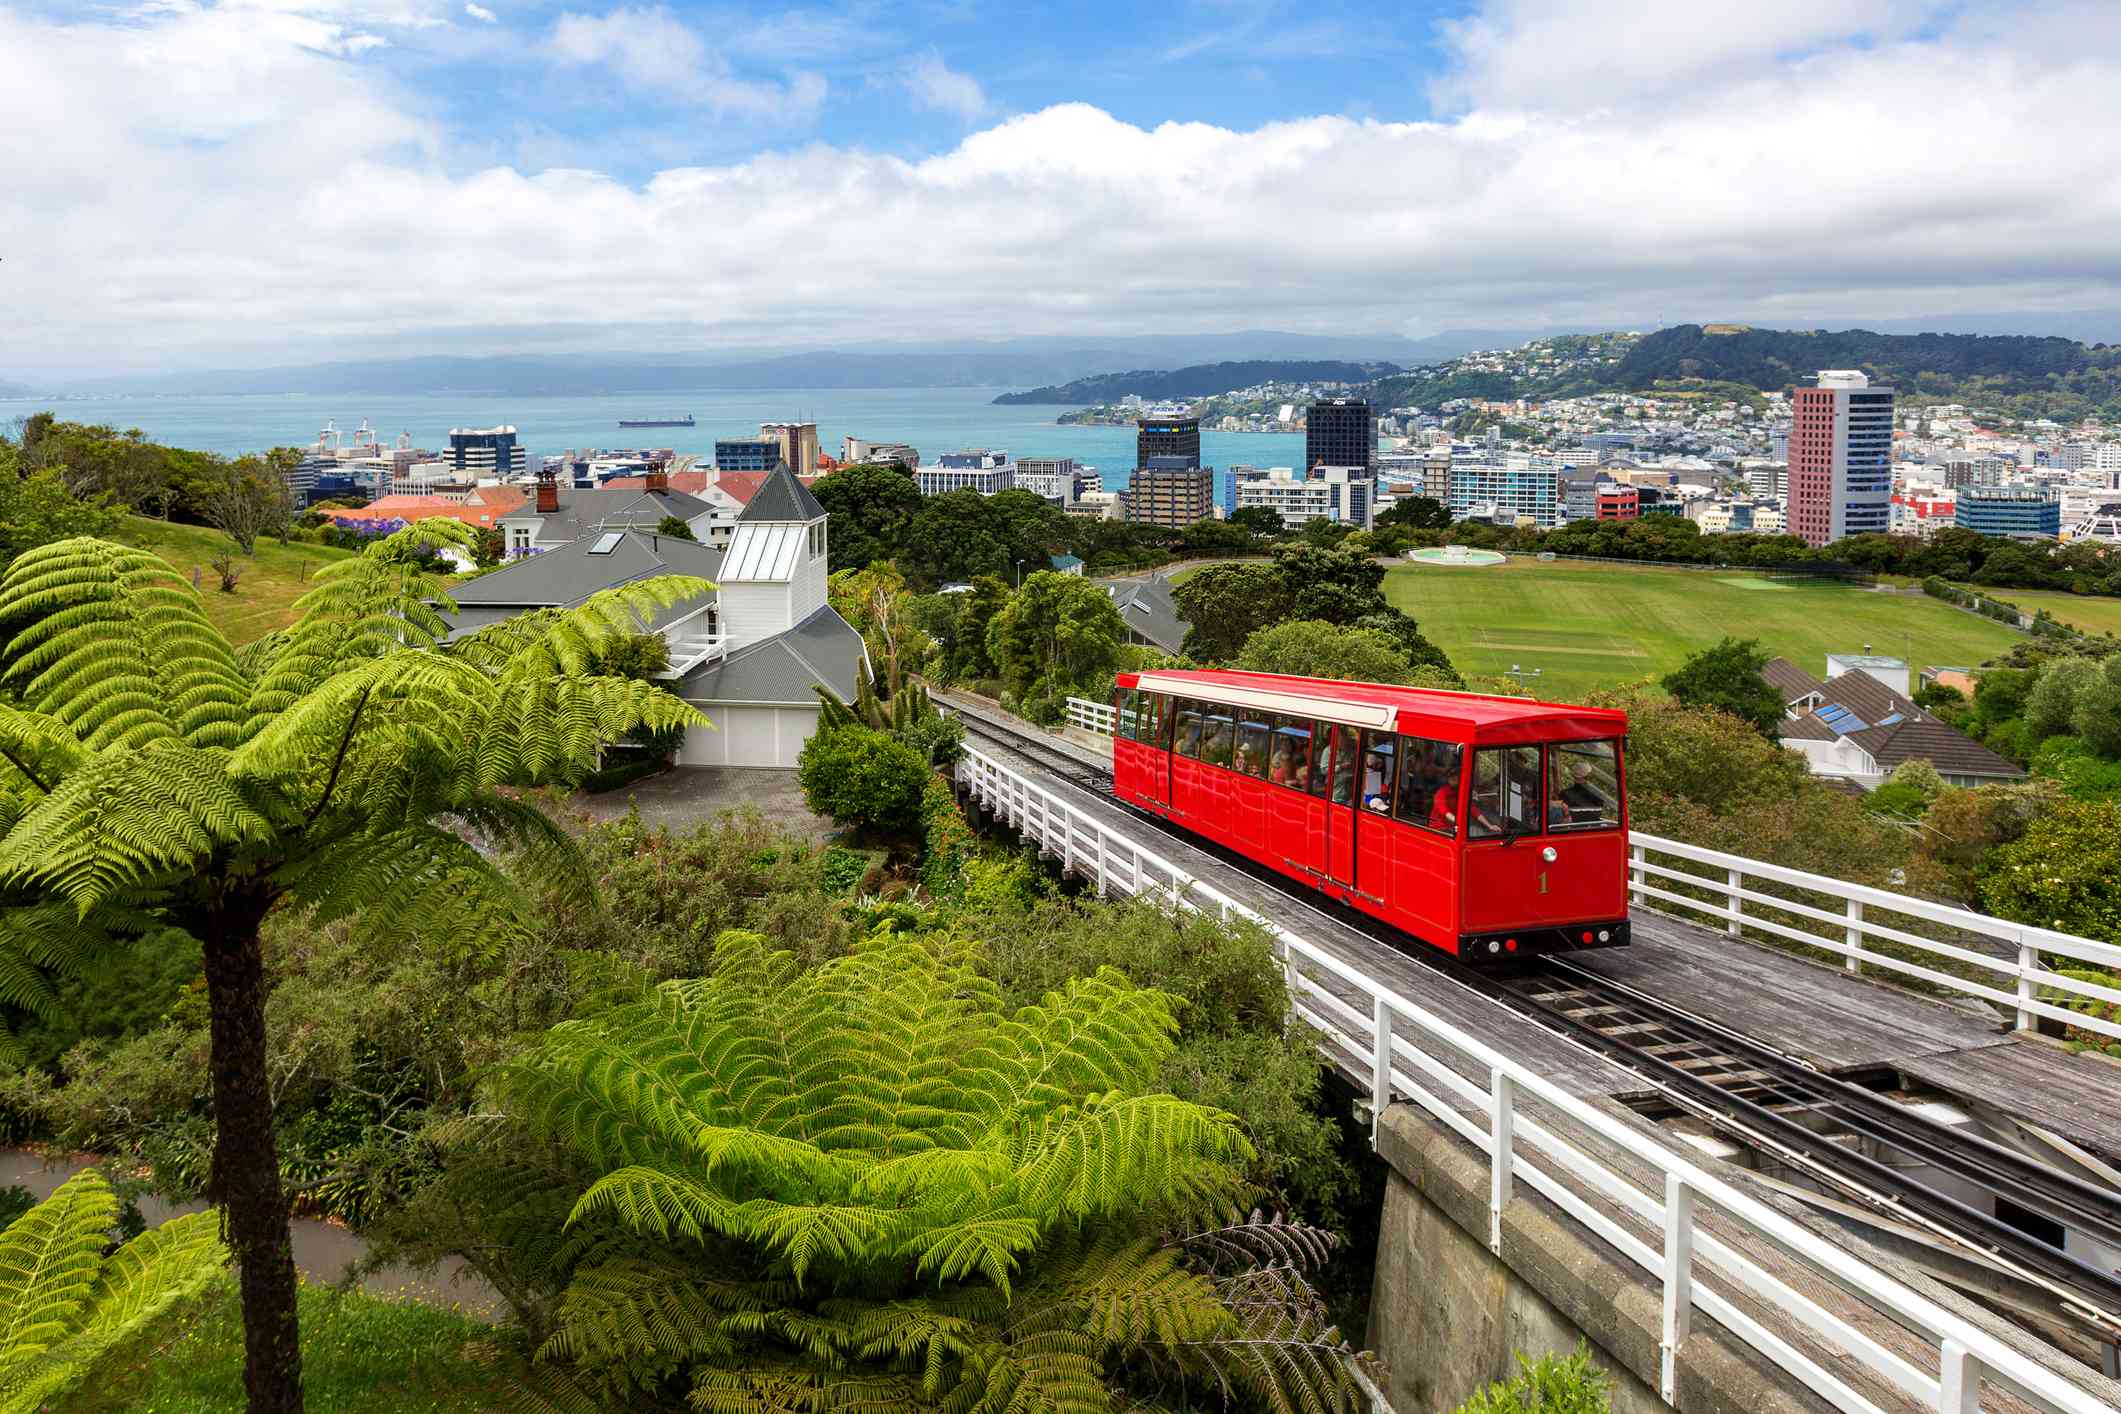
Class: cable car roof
1124,669,1627,743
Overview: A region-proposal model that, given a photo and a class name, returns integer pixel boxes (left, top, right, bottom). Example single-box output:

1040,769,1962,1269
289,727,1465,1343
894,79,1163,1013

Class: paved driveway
569,766,835,841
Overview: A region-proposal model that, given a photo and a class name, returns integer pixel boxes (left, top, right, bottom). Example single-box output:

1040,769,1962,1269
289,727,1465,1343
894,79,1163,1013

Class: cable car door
1320,725,1358,890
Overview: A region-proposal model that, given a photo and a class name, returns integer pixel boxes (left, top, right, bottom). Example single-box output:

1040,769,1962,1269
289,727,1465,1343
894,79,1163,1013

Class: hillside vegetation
113,515,350,643
993,358,1401,404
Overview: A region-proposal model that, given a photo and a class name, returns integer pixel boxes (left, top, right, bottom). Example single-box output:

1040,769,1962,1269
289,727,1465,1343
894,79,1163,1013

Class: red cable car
1110,669,1631,960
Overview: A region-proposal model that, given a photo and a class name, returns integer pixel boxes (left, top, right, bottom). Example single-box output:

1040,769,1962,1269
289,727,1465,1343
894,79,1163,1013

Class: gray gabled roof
442,530,721,635
674,603,867,705
1106,573,1188,656
738,463,827,523
501,486,713,542
1761,656,1826,706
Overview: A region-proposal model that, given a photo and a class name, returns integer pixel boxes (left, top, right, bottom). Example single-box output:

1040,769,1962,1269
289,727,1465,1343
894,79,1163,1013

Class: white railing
1064,696,1116,736
1062,697,2121,1044
960,740,2112,1414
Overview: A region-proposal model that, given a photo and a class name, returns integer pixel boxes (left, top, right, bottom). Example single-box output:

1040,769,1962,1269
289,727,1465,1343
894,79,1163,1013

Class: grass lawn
110,516,351,645
1382,558,2026,700
57,1280,516,1414
1977,586,2121,637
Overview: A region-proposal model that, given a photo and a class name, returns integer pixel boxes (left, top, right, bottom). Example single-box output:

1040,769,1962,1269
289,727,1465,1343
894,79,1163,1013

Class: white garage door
677,705,822,768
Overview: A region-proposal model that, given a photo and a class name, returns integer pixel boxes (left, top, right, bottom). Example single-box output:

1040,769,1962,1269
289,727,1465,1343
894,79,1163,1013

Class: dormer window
808,522,823,558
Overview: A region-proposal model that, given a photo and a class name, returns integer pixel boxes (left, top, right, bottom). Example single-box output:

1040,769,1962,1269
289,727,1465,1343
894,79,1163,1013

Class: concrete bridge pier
1367,1103,1816,1414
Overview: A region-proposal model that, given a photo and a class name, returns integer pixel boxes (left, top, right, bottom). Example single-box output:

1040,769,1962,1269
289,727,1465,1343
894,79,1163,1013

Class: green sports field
1976,587,2121,637
1382,558,2026,699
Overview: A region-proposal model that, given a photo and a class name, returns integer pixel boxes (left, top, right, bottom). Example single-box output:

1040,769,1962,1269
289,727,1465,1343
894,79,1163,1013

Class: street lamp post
1014,559,1026,587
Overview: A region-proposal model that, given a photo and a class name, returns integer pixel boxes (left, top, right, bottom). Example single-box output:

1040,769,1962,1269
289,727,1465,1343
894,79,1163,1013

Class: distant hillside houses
1764,654,2024,789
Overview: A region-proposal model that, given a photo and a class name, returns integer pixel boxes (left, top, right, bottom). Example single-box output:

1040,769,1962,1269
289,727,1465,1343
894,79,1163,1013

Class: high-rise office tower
1306,397,1374,474
1136,411,1201,468
1122,457,1216,527
1788,371,1894,547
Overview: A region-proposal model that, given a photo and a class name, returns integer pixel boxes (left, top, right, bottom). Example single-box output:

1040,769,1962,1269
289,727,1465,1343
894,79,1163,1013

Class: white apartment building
1447,459,1562,527
841,436,920,468
1015,456,1082,506
1235,465,1374,529
914,449,1016,496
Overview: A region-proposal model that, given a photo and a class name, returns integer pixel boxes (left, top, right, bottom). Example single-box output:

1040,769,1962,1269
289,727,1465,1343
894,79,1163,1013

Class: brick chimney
536,466,559,514
645,465,669,493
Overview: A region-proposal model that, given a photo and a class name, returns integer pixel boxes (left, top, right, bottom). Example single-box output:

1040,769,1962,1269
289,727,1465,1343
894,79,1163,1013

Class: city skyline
8,0,2121,378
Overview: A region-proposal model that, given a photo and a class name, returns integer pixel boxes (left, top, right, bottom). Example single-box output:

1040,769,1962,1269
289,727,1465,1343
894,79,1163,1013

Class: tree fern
491,928,1367,1413
0,1168,226,1413
0,533,714,1414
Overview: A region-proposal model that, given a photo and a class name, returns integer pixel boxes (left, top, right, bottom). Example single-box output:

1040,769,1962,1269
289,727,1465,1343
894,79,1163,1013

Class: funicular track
943,701,2121,1353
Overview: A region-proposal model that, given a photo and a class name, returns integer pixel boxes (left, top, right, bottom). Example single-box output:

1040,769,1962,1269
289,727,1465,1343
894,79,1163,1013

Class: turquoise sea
0,387,1307,495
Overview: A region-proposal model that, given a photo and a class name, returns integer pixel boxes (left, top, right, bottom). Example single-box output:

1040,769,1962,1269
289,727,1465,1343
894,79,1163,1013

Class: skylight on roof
588,531,624,555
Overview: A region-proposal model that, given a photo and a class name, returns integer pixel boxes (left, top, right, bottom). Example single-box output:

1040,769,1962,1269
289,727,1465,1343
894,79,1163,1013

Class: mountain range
992,360,1403,405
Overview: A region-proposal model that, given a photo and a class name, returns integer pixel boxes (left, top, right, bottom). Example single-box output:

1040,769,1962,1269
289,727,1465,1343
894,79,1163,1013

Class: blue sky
377,0,1468,180
6,0,2121,375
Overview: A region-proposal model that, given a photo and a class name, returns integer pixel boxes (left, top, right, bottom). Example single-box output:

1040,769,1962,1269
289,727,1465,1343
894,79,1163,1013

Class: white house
450,464,868,769
497,465,721,558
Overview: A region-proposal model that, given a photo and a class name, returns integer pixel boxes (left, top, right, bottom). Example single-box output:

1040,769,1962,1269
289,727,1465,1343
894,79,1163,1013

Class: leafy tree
0,1168,225,1412
987,570,1127,721
935,575,1009,682
2070,658,2121,758
653,514,696,542
0,463,122,568
1377,495,1449,530
899,489,1009,587
811,462,922,573
494,930,1365,1414
1918,781,2061,902
0,526,701,1414
796,724,930,833
2024,657,2104,742
1659,637,1784,735
1180,516,1256,554
828,563,932,694
1227,505,1286,537
1236,620,1415,684
1173,562,1291,661
1983,799,2121,942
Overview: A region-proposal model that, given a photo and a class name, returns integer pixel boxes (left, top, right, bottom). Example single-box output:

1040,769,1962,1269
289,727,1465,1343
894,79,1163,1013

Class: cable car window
1199,712,1235,768
1114,687,1138,742
1174,702,1205,759
1233,712,1271,779
1270,716,1312,790
1359,733,1397,815
1306,721,1334,797
1547,739,1620,830
1144,693,1167,749
1328,726,1358,805
1467,746,1543,839
1396,737,1464,836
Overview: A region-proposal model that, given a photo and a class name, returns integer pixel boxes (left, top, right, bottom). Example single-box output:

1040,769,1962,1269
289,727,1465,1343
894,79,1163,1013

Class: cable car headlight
1541,846,1558,863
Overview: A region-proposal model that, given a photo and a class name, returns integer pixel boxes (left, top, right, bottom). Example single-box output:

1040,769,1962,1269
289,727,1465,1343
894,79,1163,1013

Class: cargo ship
618,415,695,428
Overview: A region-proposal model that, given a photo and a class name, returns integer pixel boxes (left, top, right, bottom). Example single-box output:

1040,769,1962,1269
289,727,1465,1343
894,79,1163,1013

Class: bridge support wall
1368,1102,1814,1414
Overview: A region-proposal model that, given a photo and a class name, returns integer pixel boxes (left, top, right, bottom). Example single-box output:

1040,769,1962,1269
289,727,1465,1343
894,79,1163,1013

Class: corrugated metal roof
721,522,804,581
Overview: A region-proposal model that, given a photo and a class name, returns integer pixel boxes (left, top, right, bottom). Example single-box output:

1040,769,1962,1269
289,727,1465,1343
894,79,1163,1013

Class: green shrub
917,774,977,899
1982,798,2121,942
795,725,930,834
1453,1343,1612,1414
576,753,667,794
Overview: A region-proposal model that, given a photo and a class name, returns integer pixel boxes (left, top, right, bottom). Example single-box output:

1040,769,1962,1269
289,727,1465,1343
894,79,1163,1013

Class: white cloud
463,2,496,21
6,0,2121,376
904,49,989,121
545,6,827,115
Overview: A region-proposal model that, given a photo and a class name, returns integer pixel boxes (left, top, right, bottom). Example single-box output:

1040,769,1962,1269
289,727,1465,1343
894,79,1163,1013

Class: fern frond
0,745,277,914
0,538,249,750
0,1169,118,1380
0,706,87,804
451,577,715,676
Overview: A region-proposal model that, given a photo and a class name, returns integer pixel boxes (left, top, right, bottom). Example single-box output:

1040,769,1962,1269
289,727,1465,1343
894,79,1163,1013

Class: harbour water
1,386,1309,494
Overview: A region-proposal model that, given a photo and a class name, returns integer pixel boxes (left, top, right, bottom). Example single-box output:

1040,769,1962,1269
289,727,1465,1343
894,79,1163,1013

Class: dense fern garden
0,528,1384,1413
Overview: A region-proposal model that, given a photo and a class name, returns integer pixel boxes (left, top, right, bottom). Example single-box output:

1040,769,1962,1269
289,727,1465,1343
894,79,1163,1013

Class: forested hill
1594,324,2121,399
992,359,1401,405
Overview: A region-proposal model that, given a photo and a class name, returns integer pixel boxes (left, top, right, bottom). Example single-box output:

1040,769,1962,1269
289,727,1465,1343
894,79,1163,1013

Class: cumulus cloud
6,0,2121,376
904,49,990,122
464,2,495,21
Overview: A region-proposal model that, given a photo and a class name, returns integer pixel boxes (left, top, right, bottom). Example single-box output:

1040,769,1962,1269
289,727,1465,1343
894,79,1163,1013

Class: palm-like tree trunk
198,890,304,1414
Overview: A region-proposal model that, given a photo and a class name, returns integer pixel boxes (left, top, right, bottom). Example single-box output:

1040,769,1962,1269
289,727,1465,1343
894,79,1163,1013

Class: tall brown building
760,421,819,478
1122,456,1216,527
